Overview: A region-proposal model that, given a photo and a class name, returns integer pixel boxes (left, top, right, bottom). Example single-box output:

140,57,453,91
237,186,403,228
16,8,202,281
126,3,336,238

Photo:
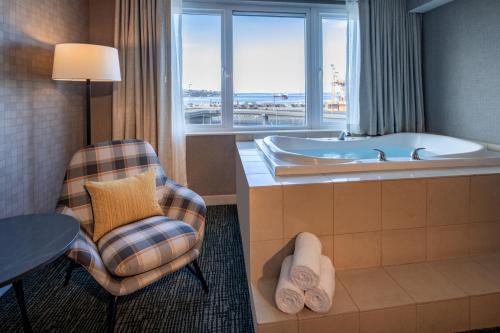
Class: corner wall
0,0,89,218
423,0,500,144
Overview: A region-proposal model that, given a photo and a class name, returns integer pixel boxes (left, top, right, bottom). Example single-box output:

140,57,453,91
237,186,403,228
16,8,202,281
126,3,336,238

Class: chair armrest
156,181,206,236
67,230,127,295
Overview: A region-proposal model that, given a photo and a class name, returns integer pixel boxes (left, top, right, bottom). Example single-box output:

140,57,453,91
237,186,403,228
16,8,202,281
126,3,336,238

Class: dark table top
0,214,79,287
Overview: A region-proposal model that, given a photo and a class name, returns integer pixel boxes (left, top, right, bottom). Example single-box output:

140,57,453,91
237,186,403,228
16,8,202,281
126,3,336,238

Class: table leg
12,280,32,333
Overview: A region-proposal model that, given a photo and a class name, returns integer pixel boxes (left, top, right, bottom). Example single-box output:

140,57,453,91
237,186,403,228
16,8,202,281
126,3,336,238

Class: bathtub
255,133,500,176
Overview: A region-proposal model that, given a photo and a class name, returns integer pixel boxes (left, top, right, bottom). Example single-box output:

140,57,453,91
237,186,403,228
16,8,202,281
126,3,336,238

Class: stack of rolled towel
274,232,335,315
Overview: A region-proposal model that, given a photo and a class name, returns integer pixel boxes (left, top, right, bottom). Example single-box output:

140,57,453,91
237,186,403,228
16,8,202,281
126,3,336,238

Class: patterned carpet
1,205,499,333
0,205,254,333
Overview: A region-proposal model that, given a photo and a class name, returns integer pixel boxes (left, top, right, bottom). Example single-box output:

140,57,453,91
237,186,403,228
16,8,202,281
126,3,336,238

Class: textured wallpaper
423,0,500,144
0,0,88,218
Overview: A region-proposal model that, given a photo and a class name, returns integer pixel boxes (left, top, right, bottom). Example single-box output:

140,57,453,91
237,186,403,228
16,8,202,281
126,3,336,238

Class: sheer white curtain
346,0,361,134
158,0,187,185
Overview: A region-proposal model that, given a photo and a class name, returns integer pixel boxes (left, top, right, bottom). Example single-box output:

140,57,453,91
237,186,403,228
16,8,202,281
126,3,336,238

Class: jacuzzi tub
256,133,500,176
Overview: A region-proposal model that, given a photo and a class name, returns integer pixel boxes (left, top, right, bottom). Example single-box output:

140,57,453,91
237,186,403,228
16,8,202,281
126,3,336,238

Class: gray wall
0,0,88,218
186,135,236,196
423,0,500,144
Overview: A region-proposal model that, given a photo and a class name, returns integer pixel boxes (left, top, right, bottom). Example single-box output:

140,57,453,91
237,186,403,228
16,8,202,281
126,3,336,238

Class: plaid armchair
56,140,207,331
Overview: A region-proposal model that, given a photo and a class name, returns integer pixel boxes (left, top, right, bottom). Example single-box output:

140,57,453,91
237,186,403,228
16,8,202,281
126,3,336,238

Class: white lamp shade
52,43,121,82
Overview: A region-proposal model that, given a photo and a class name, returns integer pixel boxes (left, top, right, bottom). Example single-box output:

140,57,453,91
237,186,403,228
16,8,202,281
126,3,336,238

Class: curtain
358,0,425,135
346,0,361,134
113,0,187,185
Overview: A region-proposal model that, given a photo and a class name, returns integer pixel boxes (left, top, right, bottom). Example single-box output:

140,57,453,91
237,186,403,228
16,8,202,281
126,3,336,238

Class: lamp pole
86,79,91,146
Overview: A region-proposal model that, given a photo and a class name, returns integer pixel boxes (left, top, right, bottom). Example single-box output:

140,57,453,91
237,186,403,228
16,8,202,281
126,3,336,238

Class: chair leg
107,295,118,333
189,259,209,293
64,261,78,286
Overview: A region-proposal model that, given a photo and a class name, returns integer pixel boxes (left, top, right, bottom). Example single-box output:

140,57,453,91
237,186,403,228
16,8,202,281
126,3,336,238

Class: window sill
185,128,343,137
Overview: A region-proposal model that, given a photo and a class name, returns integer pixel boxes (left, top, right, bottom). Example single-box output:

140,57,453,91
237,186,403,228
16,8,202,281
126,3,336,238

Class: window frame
183,1,347,133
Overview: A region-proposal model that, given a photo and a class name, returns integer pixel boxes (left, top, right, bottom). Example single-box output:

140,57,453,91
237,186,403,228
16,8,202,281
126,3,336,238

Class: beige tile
334,232,381,269
470,174,500,222
252,278,297,325
427,177,470,226
475,253,500,279
429,258,500,296
243,161,271,174
299,313,359,333
416,298,469,333
427,224,470,260
470,221,500,256
247,174,281,188
382,179,426,230
382,228,426,266
337,268,414,311
251,240,291,281
470,293,500,329
283,183,334,238
298,279,358,320
334,181,381,234
360,305,416,333
385,263,466,303
259,321,298,333
249,186,283,241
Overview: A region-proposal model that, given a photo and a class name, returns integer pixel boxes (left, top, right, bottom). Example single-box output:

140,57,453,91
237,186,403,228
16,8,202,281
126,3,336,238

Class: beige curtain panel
113,0,187,185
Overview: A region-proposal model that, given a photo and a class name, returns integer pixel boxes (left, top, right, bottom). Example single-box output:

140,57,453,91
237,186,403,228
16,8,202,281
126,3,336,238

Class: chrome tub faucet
373,149,387,162
411,147,426,160
338,130,352,141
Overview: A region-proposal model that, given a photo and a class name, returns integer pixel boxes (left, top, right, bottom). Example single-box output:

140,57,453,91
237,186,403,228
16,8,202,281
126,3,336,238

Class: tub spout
411,147,426,160
338,130,351,141
373,149,387,162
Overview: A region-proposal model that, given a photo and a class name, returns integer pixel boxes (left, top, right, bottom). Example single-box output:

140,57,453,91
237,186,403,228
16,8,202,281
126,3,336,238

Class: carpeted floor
0,205,253,333
1,205,499,333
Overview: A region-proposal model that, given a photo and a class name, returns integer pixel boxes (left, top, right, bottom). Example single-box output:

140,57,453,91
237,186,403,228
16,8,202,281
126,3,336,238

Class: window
182,2,348,132
182,13,222,125
233,14,306,127
321,17,347,124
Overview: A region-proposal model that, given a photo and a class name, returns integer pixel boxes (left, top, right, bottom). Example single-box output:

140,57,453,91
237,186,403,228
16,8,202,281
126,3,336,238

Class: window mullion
309,9,321,130
222,7,234,130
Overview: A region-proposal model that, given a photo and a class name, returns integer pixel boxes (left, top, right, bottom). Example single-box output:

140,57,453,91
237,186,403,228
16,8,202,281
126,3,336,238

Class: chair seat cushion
97,216,198,277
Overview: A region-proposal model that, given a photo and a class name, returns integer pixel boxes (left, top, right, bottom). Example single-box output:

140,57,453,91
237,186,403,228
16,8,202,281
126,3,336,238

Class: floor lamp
52,43,121,146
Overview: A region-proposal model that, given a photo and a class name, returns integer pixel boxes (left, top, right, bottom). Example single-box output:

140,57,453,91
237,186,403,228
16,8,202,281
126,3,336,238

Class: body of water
184,92,337,105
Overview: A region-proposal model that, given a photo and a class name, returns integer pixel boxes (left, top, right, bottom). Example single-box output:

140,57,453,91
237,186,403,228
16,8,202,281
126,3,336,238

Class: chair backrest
58,140,167,237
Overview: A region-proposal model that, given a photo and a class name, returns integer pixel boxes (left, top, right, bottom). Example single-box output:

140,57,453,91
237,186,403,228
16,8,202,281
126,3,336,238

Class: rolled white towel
290,232,322,290
305,255,335,313
275,255,305,315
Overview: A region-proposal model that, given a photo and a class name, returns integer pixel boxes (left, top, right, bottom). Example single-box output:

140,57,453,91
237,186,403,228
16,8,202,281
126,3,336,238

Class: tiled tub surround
236,142,500,333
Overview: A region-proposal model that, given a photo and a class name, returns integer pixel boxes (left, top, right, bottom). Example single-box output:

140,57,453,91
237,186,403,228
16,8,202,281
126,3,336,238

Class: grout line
379,181,383,266
425,178,429,262
335,275,361,314
383,266,418,304
332,183,335,240
281,184,284,242
338,278,360,312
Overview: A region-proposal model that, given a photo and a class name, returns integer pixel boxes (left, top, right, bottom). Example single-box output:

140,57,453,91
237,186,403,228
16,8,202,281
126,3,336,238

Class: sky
182,13,347,94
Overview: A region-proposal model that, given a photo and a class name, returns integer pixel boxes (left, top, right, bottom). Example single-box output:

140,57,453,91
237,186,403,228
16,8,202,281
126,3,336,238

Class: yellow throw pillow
85,169,164,242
